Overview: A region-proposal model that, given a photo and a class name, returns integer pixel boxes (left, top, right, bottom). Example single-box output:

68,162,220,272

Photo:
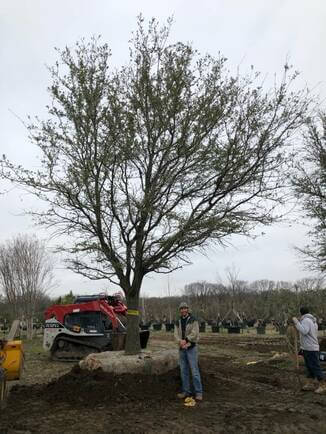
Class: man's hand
292,317,298,323
180,339,187,349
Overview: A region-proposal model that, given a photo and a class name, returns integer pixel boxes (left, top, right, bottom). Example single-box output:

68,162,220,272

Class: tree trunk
125,293,141,355
26,317,34,340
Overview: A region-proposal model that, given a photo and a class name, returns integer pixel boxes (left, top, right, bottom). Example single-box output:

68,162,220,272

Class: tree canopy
1,17,313,352
293,112,326,272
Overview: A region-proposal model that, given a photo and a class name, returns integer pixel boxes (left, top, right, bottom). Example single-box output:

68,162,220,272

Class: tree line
2,276,325,332
140,277,326,324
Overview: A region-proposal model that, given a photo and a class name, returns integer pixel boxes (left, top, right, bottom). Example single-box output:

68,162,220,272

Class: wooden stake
294,330,299,370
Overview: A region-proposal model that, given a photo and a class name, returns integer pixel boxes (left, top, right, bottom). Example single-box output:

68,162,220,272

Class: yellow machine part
0,340,24,381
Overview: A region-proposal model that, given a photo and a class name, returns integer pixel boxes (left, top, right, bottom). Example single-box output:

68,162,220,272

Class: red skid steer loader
43,294,150,361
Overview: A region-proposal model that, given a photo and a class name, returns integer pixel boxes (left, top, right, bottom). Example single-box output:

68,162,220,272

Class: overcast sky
0,0,325,298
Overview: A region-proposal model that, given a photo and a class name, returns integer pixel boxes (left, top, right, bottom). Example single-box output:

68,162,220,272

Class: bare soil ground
1,329,326,433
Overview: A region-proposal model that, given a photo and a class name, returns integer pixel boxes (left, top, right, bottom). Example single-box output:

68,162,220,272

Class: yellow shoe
184,397,196,407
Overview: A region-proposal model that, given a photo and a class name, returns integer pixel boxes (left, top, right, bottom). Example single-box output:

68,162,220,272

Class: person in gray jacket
174,301,203,401
293,306,326,393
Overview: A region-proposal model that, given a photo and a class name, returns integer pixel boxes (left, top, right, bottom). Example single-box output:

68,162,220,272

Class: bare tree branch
0,234,55,339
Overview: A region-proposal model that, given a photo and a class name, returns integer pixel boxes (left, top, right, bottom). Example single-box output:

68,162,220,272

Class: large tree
292,112,326,272
1,18,312,353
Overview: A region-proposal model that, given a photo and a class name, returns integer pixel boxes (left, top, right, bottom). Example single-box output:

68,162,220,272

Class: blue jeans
179,345,203,395
303,350,324,381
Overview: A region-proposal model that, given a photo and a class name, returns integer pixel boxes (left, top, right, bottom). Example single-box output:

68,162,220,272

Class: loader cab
101,313,114,332
64,311,111,334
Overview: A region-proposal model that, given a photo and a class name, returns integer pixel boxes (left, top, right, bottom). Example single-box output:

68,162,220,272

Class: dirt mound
9,364,182,408
6,356,294,413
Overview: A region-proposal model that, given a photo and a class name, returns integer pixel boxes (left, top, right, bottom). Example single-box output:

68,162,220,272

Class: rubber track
51,335,103,362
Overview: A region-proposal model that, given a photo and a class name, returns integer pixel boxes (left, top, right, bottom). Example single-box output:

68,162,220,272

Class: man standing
293,306,326,393
174,301,203,401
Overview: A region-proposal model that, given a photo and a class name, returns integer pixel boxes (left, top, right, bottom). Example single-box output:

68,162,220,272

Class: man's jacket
293,313,319,351
174,314,200,347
